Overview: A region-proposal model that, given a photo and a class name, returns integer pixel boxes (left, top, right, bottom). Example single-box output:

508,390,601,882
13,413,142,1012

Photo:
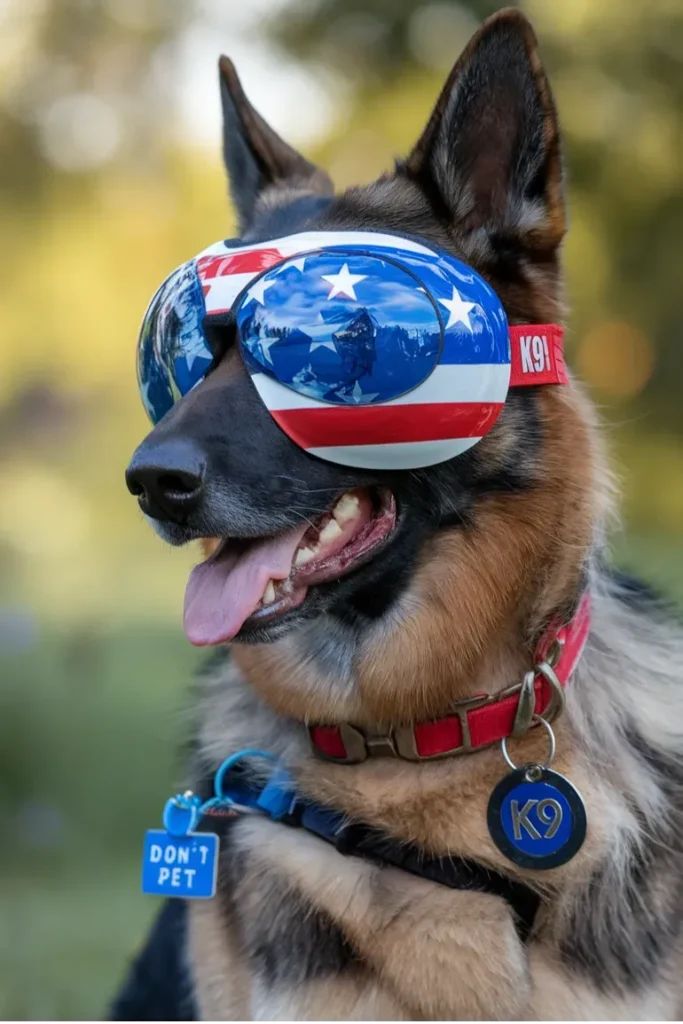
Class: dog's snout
126,439,206,523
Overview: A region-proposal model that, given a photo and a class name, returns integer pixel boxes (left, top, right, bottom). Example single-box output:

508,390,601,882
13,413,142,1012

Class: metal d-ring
535,659,566,723
511,670,536,738
501,714,556,772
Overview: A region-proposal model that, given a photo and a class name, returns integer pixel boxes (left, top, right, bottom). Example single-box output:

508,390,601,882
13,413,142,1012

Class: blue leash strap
201,752,347,843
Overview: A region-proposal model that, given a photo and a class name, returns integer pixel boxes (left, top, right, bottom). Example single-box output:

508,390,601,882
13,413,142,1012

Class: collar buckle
307,722,402,764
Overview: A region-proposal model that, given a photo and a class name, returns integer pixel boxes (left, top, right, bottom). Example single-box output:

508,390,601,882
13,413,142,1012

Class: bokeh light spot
38,92,121,171
576,321,654,398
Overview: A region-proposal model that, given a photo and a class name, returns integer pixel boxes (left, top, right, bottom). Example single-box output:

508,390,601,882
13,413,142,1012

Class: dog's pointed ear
403,9,564,254
219,56,333,232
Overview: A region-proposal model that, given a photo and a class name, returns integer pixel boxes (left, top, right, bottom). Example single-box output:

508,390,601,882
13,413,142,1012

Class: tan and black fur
116,10,683,1020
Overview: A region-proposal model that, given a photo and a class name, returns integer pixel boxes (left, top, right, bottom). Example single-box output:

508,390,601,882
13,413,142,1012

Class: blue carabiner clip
213,748,278,804
162,791,203,836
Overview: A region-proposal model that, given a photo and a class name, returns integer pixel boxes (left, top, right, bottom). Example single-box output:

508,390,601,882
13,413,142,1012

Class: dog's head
126,10,607,725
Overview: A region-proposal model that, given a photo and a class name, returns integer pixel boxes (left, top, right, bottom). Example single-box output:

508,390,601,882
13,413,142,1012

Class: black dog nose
126,439,206,523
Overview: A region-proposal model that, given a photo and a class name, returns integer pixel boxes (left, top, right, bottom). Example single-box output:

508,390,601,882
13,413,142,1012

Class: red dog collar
310,592,590,764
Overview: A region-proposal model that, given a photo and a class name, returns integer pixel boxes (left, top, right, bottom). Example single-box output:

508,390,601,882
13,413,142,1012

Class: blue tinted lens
236,251,443,406
137,260,211,424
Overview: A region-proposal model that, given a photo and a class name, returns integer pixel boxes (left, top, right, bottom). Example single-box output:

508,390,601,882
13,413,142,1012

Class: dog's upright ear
403,9,564,260
219,56,333,233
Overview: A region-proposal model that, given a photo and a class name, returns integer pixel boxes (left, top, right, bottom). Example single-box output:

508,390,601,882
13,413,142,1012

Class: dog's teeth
332,493,361,526
318,518,343,544
262,580,276,605
295,546,316,566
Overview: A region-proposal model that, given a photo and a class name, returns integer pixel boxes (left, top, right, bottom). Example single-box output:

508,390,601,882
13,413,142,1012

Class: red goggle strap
509,324,567,387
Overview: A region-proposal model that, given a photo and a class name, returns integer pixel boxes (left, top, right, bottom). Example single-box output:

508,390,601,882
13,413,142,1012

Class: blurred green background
0,0,682,1017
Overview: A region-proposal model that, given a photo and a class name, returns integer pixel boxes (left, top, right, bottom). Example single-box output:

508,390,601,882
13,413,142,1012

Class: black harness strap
331,823,541,942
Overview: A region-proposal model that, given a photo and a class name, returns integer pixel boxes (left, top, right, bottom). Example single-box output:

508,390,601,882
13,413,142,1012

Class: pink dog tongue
183,523,309,646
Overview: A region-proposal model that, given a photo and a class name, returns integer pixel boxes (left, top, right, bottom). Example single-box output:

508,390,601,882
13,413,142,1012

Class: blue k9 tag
487,766,586,870
142,830,218,898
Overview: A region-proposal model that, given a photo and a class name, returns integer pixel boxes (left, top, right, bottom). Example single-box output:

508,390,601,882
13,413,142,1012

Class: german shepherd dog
115,9,683,1020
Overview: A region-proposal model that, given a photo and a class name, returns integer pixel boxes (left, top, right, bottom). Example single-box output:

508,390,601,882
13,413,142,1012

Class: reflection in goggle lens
137,260,212,425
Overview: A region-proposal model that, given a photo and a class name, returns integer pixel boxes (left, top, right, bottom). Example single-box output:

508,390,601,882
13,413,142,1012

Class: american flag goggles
137,231,567,470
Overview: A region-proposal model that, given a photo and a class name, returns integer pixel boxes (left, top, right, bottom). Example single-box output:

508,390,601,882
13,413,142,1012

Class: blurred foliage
0,0,193,194
0,0,682,1018
0,624,202,1019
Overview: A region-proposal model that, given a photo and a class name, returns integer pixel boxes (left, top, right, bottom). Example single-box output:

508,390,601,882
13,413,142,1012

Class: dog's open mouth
183,488,396,645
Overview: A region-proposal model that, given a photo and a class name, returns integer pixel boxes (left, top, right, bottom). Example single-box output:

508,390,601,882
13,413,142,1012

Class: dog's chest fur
182,625,683,1022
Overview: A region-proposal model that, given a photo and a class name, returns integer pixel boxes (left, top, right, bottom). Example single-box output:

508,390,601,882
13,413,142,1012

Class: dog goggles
137,230,567,469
